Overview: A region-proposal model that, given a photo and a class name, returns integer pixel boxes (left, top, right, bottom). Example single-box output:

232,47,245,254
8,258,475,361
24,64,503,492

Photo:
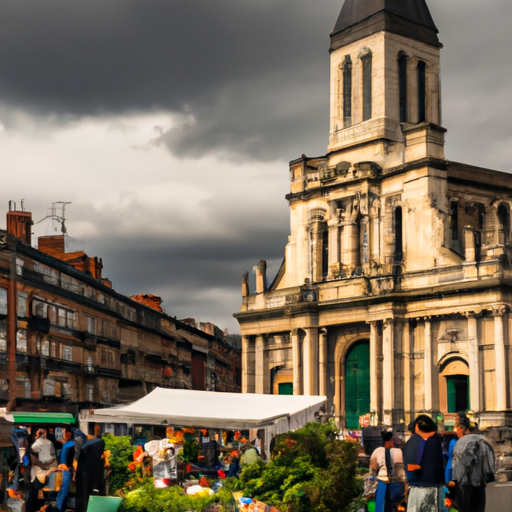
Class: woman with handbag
369,427,406,512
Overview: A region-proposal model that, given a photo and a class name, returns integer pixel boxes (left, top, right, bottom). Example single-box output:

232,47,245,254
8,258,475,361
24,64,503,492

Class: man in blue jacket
402,415,445,512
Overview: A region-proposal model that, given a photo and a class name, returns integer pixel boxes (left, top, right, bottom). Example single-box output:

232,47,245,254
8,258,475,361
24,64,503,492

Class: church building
234,0,512,431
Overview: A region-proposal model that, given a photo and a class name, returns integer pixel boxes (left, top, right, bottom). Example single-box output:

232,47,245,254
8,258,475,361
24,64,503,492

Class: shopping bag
362,474,378,499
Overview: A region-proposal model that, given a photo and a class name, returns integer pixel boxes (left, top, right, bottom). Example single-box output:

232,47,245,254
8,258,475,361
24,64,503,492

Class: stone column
493,305,508,411
369,322,379,415
341,223,359,272
328,225,339,269
382,319,394,423
302,328,319,395
466,314,480,412
255,335,265,394
424,318,433,412
402,321,412,422
319,328,328,397
242,336,250,393
291,329,301,395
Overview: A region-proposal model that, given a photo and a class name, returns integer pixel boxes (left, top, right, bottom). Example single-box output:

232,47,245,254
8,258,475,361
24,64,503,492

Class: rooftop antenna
36,201,72,235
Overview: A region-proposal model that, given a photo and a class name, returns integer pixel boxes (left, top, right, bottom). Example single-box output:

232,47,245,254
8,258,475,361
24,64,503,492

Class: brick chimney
130,294,163,312
6,209,33,245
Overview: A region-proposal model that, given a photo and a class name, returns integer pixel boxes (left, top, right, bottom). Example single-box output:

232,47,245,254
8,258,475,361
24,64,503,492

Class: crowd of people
368,414,496,512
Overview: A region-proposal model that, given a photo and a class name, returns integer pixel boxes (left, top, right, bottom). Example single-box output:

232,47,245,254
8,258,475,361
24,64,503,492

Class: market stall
79,388,327,443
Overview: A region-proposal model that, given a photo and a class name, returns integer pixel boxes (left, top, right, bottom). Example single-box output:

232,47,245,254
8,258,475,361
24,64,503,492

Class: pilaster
493,305,508,411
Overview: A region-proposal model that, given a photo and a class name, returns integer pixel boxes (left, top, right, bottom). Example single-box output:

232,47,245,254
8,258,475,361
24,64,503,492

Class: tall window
451,201,459,241
394,207,403,262
498,204,510,245
417,61,426,122
322,230,329,280
398,52,408,123
361,51,372,121
342,55,352,127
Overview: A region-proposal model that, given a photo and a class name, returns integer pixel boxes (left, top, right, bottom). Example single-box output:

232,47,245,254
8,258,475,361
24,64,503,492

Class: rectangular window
451,201,459,241
417,61,426,123
87,316,96,335
398,52,408,123
67,311,75,329
0,289,7,315
41,340,49,357
17,292,27,317
86,383,94,401
58,308,67,327
63,346,72,361
362,53,372,121
50,342,57,359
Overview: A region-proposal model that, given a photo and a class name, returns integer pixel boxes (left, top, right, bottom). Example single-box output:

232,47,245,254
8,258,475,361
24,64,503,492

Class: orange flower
128,463,137,472
234,431,242,440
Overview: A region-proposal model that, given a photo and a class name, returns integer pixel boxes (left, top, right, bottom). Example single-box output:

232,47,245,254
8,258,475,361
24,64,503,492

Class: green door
345,342,370,429
279,382,293,395
446,375,470,413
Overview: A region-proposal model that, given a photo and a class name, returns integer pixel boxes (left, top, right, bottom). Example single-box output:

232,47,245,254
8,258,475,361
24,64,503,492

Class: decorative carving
354,161,382,179
369,277,394,295
492,304,508,317
335,161,351,176
329,262,343,280
370,199,381,219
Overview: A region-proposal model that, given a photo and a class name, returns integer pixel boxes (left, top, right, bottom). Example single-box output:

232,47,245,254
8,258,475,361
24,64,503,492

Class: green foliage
181,438,199,463
236,421,360,512
120,479,234,512
103,434,135,495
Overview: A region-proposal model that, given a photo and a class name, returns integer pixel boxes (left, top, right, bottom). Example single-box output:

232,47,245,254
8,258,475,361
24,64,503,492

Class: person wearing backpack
369,426,406,512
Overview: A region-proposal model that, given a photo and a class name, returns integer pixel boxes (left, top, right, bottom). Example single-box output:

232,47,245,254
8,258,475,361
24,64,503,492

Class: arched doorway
344,341,370,429
439,357,470,414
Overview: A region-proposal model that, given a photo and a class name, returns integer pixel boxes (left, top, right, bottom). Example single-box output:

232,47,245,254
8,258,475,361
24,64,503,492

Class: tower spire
331,0,440,51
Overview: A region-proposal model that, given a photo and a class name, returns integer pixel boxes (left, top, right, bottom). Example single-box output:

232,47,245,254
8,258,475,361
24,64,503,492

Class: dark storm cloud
9,0,512,332
0,0,340,160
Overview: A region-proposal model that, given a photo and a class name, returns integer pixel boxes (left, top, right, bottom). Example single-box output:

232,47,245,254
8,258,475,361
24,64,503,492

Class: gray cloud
4,0,512,333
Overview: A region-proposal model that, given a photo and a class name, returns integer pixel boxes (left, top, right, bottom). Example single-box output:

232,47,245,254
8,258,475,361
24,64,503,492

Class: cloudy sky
1,0,511,334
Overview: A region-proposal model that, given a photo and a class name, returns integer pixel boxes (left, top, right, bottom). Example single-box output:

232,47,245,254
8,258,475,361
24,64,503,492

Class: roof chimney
6,206,33,245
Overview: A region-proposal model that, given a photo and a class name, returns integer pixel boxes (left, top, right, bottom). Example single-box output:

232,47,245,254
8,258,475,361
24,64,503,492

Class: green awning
5,412,76,425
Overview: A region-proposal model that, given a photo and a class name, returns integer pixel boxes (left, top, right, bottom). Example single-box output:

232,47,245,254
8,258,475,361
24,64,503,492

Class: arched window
343,55,352,127
398,52,408,123
360,49,372,121
344,341,370,429
417,61,426,123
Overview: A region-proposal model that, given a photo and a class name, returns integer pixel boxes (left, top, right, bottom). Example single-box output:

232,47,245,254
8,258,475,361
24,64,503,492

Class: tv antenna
37,202,72,235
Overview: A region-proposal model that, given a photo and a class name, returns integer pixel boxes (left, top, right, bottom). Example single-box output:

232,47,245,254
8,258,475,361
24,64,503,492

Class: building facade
235,0,512,430
0,210,240,413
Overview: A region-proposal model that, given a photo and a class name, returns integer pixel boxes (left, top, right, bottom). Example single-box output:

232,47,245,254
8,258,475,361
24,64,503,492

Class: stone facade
235,0,512,431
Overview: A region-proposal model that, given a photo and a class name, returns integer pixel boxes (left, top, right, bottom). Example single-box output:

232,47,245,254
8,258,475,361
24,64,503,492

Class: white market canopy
80,388,327,434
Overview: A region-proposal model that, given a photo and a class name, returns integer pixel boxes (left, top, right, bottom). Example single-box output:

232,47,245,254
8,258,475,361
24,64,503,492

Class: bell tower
328,0,445,166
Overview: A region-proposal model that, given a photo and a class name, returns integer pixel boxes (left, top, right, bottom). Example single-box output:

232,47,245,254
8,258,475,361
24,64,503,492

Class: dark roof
331,0,440,51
